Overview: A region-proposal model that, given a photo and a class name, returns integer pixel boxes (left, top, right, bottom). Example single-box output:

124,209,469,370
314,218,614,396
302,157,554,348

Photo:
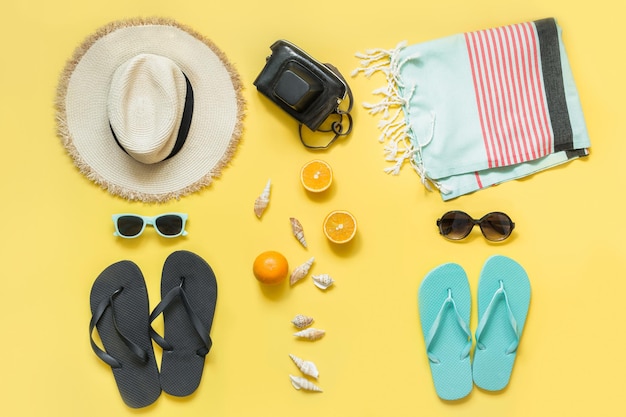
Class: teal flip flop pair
89,250,218,408
418,255,531,400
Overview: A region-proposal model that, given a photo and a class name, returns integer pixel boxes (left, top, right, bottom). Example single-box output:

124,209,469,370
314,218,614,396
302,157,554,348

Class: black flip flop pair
89,250,217,408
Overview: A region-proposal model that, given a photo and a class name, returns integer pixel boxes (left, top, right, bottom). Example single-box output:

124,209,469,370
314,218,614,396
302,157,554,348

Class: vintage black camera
254,40,353,149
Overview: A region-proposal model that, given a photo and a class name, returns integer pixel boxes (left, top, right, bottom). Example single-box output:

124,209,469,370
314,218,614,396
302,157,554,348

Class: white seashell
294,327,325,341
312,274,335,290
289,375,323,392
291,314,314,329
289,354,320,379
290,217,307,248
290,257,315,286
254,179,271,218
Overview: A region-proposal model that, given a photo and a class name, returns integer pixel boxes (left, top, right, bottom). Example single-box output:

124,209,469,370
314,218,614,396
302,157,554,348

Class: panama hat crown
108,53,191,165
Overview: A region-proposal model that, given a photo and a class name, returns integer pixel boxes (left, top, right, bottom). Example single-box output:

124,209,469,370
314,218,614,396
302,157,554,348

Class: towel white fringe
353,41,449,195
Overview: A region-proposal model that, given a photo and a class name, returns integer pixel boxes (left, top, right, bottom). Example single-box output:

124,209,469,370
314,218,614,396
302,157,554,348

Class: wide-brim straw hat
56,18,245,203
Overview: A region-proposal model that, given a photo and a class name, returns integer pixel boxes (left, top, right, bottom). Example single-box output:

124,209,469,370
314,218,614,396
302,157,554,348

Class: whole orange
252,251,289,285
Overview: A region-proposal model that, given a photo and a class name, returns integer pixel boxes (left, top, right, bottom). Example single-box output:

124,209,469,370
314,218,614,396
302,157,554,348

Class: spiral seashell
289,354,319,379
289,375,323,392
291,314,314,329
290,217,307,248
254,179,271,218
312,274,335,290
290,257,314,286
294,327,325,341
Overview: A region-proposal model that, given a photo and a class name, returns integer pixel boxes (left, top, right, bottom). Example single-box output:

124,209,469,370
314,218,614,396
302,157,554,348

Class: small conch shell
312,274,335,290
291,314,314,329
289,375,323,392
254,179,271,218
294,327,325,341
290,257,314,286
290,217,307,248
289,354,320,379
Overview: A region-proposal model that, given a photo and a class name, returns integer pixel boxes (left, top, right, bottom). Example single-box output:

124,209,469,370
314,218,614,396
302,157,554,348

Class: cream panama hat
56,18,245,203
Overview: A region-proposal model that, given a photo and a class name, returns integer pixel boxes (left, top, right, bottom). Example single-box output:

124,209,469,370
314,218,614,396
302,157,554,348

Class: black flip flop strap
149,282,213,357
89,289,148,368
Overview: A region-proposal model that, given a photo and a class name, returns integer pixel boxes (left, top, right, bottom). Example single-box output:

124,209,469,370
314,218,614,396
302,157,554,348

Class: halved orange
323,210,357,244
300,160,333,192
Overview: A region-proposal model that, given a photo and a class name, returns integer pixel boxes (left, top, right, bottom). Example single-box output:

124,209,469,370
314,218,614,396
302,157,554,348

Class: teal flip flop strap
475,280,520,354
426,288,472,363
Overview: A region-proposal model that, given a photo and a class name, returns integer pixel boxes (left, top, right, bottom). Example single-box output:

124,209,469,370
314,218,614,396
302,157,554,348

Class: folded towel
353,18,590,200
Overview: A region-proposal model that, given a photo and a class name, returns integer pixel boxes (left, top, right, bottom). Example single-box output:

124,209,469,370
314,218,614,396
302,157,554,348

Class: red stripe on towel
475,172,484,189
465,22,553,168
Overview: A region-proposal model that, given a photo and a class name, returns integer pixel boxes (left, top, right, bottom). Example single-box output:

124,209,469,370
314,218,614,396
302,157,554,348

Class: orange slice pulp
323,210,357,244
300,160,333,192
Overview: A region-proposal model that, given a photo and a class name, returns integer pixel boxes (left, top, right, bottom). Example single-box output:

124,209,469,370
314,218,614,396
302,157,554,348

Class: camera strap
298,63,353,150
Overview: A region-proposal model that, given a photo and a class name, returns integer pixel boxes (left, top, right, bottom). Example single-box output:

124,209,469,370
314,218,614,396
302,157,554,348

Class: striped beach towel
353,18,590,200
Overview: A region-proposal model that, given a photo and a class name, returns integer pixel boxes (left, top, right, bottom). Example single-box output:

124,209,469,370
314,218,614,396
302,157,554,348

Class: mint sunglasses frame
112,213,188,238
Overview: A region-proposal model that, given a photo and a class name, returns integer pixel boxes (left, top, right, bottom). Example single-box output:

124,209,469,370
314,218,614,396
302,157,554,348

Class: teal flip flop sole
472,255,531,391
418,263,473,400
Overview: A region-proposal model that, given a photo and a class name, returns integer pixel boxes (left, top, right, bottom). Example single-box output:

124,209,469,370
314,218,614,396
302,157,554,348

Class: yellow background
1,0,623,415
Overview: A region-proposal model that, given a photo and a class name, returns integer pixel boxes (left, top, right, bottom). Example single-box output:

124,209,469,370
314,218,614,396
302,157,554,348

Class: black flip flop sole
157,251,218,396
89,261,161,408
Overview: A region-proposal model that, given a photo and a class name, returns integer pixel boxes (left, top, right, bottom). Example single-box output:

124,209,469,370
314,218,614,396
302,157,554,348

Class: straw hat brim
55,18,245,203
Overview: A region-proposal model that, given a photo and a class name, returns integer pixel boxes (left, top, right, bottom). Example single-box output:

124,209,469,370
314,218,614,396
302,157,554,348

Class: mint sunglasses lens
155,215,184,236
438,211,474,240
117,215,144,237
479,212,514,241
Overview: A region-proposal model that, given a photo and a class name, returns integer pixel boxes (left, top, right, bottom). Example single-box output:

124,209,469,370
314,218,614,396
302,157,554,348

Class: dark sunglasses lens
480,213,513,241
117,216,144,237
155,215,183,236
439,212,474,240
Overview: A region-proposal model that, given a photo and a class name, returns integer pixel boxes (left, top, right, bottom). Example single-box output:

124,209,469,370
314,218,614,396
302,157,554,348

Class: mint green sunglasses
112,213,188,238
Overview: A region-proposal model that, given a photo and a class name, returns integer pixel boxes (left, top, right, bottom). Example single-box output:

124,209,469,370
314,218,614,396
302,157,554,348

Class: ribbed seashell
289,354,320,379
312,274,335,290
290,257,314,286
291,314,314,329
294,327,325,341
290,217,307,248
254,179,271,218
289,375,323,392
